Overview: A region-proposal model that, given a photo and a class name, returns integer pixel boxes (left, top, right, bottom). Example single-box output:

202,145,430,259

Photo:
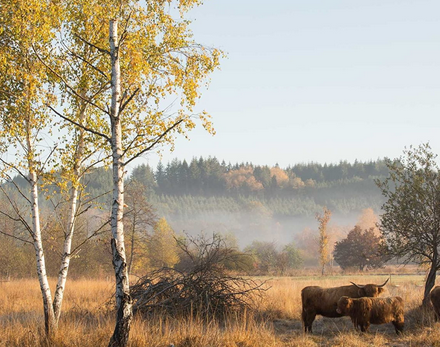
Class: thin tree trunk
52,103,87,323
423,254,438,306
28,133,56,336
128,218,136,276
21,75,56,336
108,19,132,347
52,185,77,322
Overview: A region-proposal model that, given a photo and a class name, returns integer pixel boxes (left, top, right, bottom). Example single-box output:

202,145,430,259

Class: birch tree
49,1,115,323
51,1,222,345
0,0,108,335
0,0,62,335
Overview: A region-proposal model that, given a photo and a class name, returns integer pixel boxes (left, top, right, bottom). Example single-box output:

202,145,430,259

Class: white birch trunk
52,185,77,322
108,19,133,347
27,130,56,335
52,105,87,323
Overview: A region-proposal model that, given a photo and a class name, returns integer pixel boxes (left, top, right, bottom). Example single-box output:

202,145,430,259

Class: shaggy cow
430,286,440,321
336,296,404,334
301,278,389,333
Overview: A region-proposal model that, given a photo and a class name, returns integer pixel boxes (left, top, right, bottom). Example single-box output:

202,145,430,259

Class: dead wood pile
131,233,267,319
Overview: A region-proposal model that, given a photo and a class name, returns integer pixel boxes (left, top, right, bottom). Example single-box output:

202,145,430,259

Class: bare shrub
131,233,267,319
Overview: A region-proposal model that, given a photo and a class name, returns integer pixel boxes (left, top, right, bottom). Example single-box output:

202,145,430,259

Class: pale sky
139,0,440,170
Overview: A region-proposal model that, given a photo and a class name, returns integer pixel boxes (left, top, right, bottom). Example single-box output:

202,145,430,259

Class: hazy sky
139,0,440,170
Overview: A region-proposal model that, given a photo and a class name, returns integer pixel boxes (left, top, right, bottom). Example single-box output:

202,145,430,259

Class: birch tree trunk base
108,293,133,347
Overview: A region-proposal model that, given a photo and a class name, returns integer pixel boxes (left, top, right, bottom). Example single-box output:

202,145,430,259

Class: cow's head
350,277,389,297
336,296,352,314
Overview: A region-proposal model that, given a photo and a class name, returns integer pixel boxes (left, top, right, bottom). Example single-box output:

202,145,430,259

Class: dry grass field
1,274,440,346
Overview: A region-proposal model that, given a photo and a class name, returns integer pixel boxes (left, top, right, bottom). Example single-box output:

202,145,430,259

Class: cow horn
378,277,390,288
350,281,364,289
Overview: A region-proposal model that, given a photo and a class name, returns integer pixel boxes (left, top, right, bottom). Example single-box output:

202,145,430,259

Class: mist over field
163,209,364,248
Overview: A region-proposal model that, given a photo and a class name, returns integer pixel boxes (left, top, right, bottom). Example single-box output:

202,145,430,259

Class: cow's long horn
378,277,390,288
350,281,365,289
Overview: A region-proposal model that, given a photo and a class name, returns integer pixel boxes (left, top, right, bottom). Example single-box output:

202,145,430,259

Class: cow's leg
435,309,440,322
393,320,404,334
302,308,316,333
352,318,360,331
360,322,369,333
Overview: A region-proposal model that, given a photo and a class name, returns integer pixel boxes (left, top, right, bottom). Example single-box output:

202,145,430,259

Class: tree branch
0,157,30,184
0,186,34,237
32,44,110,115
64,43,109,79
71,219,110,255
48,105,111,143
123,118,184,166
73,33,110,55
0,230,33,245
120,87,139,114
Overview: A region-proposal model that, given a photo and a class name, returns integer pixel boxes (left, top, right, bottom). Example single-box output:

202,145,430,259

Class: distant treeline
82,157,388,218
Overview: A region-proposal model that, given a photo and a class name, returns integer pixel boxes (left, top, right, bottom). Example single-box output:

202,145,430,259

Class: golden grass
0,274,439,346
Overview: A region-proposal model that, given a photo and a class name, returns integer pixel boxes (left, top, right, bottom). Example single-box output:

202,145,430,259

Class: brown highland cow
301,278,389,333
336,296,404,334
430,286,440,321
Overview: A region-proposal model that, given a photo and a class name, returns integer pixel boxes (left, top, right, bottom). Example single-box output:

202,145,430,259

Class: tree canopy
377,143,440,305
333,226,388,271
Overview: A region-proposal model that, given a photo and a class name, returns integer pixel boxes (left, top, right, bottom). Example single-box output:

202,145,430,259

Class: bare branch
37,144,58,177
48,105,111,143
73,33,110,55
64,44,109,79
0,172,31,205
0,157,30,183
81,189,112,206
120,87,139,114
71,219,111,255
0,230,33,245
0,186,34,237
32,44,110,115
118,10,133,47
123,118,184,166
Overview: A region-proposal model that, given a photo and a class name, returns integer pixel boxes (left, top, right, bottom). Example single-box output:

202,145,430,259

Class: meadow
1,273,439,347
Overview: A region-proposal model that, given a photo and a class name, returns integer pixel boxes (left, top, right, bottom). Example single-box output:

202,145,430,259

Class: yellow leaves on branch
113,2,223,149
58,0,224,160
0,0,62,178
0,0,223,180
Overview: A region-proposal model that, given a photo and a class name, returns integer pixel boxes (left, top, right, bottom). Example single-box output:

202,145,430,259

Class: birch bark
108,19,133,347
27,121,56,335
53,103,87,323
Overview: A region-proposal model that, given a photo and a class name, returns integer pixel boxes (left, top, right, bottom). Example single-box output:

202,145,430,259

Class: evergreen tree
130,164,157,194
